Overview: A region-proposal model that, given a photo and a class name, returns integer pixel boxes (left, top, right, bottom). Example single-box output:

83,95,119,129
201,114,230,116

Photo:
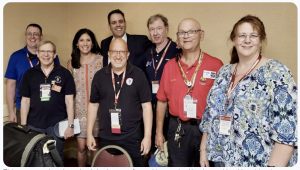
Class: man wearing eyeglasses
87,38,152,167
4,23,60,124
19,40,75,161
100,9,152,70
155,18,223,167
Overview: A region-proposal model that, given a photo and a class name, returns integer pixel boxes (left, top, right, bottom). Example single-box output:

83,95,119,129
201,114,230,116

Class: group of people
5,8,297,167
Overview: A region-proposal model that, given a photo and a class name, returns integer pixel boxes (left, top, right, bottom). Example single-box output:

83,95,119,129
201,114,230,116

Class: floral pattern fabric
73,54,103,137
199,59,298,167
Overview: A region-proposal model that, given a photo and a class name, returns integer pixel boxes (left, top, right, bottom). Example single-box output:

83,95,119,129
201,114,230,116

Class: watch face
70,124,74,128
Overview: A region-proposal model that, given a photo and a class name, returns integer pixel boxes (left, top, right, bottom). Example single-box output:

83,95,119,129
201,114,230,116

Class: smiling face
108,13,126,38
233,22,262,58
176,19,204,52
25,26,43,50
148,18,168,45
108,38,130,72
37,43,56,67
77,33,93,55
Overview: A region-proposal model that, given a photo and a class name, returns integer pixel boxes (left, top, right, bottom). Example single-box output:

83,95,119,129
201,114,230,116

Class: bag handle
47,141,64,167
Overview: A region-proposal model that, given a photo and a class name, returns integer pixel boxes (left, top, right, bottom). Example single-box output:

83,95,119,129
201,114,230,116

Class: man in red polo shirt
155,18,223,167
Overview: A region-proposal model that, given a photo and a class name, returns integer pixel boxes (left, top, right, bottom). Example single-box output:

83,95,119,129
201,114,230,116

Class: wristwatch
69,124,74,128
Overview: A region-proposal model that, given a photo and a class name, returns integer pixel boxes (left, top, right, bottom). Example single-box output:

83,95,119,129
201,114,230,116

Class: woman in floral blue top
199,15,297,167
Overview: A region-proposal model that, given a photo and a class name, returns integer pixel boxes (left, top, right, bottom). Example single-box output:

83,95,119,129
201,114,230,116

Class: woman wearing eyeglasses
68,28,103,167
199,15,297,167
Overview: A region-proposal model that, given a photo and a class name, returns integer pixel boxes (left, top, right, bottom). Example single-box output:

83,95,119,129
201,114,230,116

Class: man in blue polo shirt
4,23,60,124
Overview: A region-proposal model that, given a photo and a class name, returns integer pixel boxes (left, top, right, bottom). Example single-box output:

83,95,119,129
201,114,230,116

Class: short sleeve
5,53,17,80
90,71,101,103
269,63,298,146
18,70,31,97
64,70,76,95
156,62,169,102
138,71,152,103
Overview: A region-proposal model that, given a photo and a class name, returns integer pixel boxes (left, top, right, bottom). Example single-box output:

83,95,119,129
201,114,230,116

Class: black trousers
99,130,144,167
167,116,202,167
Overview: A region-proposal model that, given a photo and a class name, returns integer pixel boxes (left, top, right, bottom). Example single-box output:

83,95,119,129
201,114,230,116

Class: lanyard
41,65,54,84
151,39,172,79
226,55,262,105
111,68,126,109
178,51,203,94
27,53,39,68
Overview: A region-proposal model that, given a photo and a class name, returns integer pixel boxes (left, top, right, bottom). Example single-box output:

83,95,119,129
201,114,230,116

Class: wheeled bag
3,121,63,167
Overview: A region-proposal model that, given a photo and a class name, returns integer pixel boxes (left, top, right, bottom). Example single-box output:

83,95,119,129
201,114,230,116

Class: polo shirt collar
34,63,62,72
105,60,134,75
178,52,202,67
149,37,171,55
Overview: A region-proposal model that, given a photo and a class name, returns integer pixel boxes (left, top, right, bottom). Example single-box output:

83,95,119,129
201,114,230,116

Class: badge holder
151,81,159,94
219,115,231,135
109,109,122,134
183,95,198,118
40,84,51,101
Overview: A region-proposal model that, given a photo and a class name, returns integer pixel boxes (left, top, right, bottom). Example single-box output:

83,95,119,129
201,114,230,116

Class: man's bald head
178,18,201,31
109,38,128,51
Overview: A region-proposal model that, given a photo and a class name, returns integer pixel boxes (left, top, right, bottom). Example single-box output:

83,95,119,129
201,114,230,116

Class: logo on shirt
200,77,206,85
54,76,61,84
146,61,152,67
126,78,133,85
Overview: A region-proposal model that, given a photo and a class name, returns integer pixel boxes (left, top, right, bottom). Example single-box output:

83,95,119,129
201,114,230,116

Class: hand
64,127,74,139
155,132,165,151
87,134,97,151
140,137,151,156
199,150,209,167
67,58,73,72
9,112,17,123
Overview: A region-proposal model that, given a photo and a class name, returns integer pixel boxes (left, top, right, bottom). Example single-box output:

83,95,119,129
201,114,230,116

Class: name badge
152,81,159,94
183,95,197,118
219,115,231,135
51,84,62,92
40,84,51,101
203,70,216,79
109,109,122,134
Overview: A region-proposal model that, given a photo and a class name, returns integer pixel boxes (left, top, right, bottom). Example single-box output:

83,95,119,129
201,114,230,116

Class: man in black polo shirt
19,40,76,160
87,38,152,167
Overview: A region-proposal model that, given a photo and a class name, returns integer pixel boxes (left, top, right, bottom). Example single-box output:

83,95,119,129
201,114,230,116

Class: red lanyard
151,39,172,79
27,53,39,68
41,65,54,84
226,55,262,105
111,68,126,108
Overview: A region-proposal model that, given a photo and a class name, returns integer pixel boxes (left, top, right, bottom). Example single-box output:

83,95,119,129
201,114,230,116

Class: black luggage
3,121,63,167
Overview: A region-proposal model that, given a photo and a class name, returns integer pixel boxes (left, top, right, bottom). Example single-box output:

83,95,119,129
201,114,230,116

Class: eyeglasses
236,33,260,42
109,50,128,55
26,32,40,37
38,50,55,55
177,29,201,38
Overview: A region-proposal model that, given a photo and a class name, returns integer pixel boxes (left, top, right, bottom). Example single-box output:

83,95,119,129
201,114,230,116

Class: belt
170,114,201,125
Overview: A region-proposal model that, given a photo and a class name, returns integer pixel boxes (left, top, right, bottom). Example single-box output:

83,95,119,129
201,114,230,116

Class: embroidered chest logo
126,78,133,85
54,76,62,84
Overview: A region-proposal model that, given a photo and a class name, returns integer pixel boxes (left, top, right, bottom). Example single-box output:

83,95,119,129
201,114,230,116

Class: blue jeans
28,125,64,161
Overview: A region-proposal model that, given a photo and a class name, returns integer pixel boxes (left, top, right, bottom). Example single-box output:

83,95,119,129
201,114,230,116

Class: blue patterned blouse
199,59,298,167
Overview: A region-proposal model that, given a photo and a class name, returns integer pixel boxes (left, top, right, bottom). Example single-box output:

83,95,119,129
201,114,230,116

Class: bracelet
199,149,206,152
267,165,275,167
